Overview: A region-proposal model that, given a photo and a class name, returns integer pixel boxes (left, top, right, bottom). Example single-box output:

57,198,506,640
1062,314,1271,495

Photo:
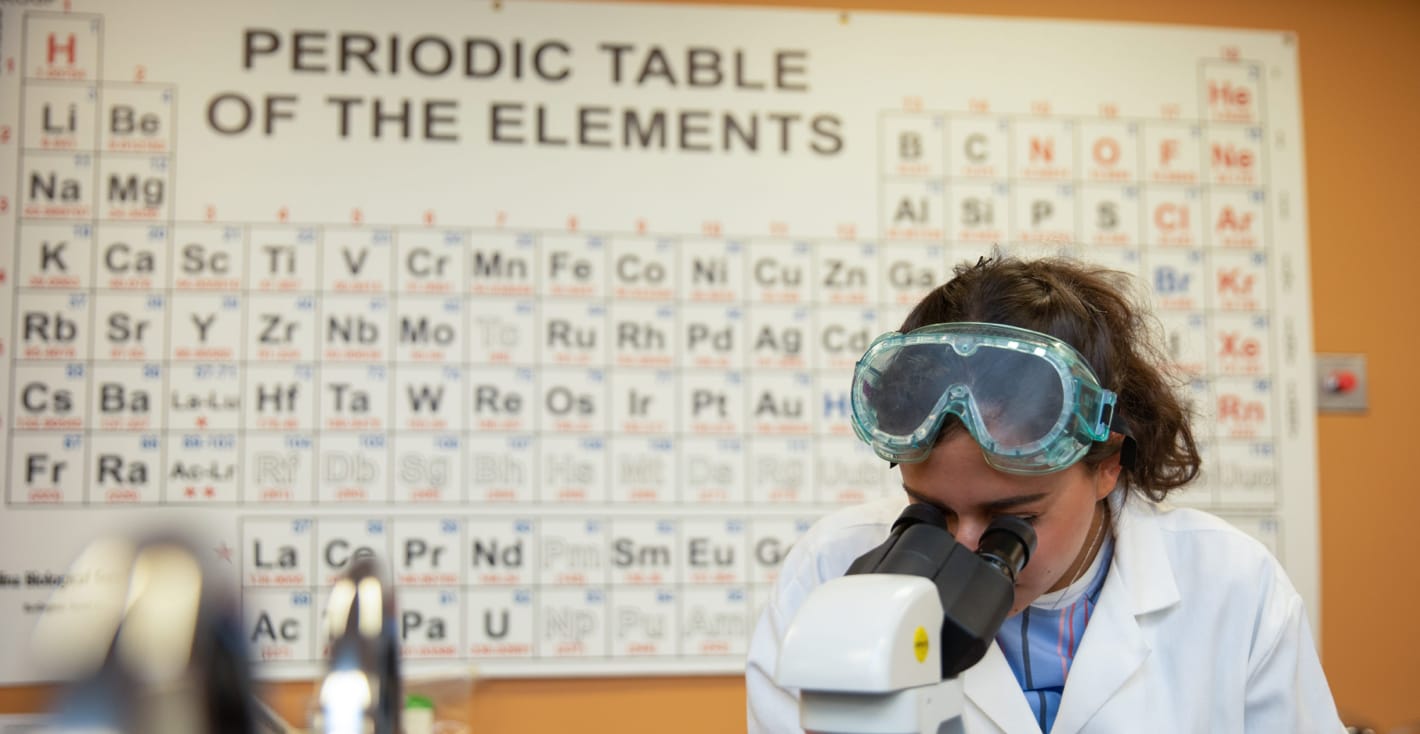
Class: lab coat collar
964,493,1182,734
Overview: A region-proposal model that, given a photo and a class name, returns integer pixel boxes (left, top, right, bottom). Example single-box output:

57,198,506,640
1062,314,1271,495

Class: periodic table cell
682,518,748,585
680,238,746,303
171,224,245,291
243,517,316,587
88,432,160,504
541,300,608,367
608,236,678,301
92,291,166,361
880,113,946,178
1012,118,1075,181
818,436,895,506
468,232,538,297
609,368,675,435
248,226,319,293
812,240,880,306
679,372,744,437
465,434,535,503
18,222,93,289
399,588,463,659
396,228,466,295
243,588,316,663
1207,188,1266,249
100,84,175,153
539,367,607,434
1212,312,1272,376
1214,441,1278,507
948,180,1009,245
12,362,89,431
609,436,678,504
1157,311,1210,377
813,371,854,440
1012,181,1076,245
322,228,393,293
317,433,389,503
467,587,536,658
314,517,392,587
609,301,676,369
468,298,536,366
320,295,391,363
393,433,464,504
97,154,170,221
95,222,167,290
243,433,316,503
746,304,810,370
393,364,462,432
680,586,750,657
1142,122,1202,184
540,233,608,299
881,178,946,241
1078,184,1141,247
1079,120,1140,183
947,117,1008,179
21,150,95,220
320,364,389,431
1205,125,1265,187
610,587,679,657
539,587,608,658
393,296,463,364
15,291,90,362
539,517,608,586
811,306,876,371
878,242,948,309
747,437,813,505
680,437,746,504
608,517,679,586
164,432,240,503
1210,250,1270,311
744,239,813,305
1142,185,1204,247
1203,62,1263,124
539,434,608,503
746,371,813,437
23,83,98,151
1213,377,1275,440
89,362,160,431
167,293,242,361
680,304,744,369
24,14,101,81
8,432,86,504
390,515,465,586
467,517,536,586
1145,249,1207,311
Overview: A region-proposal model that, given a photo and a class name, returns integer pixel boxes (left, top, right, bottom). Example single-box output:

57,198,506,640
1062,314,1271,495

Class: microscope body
776,505,1035,734
777,574,965,734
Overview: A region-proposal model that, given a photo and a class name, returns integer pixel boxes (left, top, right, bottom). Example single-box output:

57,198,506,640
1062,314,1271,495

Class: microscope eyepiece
976,516,1036,583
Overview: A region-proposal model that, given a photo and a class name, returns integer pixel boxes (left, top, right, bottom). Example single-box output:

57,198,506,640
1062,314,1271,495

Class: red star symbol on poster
184,487,196,498
204,486,215,498
196,416,208,428
213,542,233,564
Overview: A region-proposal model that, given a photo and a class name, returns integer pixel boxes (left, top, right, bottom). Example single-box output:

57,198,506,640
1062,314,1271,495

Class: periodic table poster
0,1,1316,681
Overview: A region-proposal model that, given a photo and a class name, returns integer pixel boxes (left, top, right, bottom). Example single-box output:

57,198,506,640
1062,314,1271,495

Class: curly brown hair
895,252,1201,502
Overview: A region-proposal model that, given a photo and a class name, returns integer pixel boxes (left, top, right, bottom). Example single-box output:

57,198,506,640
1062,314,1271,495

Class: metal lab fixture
1316,353,1368,413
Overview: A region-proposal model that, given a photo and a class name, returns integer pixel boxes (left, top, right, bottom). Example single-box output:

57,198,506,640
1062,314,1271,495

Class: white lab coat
746,493,1344,733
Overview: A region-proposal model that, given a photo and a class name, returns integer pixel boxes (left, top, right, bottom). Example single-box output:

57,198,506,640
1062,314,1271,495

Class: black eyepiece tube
976,515,1036,583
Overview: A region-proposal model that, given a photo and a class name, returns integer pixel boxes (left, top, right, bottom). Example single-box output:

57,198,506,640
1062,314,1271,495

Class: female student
746,254,1343,733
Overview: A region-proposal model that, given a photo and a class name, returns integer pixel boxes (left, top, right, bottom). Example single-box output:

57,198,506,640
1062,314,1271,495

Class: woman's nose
950,518,986,553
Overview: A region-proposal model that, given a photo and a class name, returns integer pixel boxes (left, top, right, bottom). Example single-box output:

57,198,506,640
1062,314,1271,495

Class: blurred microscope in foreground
34,534,407,734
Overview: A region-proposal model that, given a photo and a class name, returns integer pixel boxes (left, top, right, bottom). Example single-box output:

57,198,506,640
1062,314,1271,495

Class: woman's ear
1093,451,1123,500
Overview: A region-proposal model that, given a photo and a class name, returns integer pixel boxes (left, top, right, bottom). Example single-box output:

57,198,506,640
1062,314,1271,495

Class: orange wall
4,1,1418,731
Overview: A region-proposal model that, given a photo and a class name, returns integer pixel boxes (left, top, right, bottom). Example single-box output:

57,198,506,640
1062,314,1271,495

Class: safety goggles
850,322,1120,474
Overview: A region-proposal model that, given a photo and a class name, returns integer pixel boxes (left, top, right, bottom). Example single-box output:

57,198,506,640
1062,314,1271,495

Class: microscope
311,555,403,734
776,503,1036,734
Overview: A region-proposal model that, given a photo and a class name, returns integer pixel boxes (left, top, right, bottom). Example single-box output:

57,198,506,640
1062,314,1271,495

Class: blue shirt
995,533,1114,733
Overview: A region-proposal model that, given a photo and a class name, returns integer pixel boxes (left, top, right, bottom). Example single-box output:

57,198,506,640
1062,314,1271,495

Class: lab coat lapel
964,642,1044,734
1049,497,1180,734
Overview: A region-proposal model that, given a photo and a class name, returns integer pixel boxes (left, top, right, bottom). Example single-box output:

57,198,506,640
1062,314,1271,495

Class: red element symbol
1324,370,1357,394
48,34,77,65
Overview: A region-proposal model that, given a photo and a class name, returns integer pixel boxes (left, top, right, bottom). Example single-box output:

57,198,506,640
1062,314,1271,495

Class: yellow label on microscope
913,626,929,663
